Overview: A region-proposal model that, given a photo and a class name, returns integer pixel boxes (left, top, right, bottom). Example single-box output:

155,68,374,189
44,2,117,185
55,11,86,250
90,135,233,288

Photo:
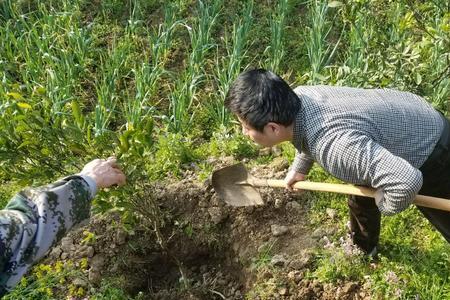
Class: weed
251,241,276,270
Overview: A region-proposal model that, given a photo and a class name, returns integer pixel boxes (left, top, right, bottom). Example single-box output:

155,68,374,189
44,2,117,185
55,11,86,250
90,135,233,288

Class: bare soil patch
47,160,370,299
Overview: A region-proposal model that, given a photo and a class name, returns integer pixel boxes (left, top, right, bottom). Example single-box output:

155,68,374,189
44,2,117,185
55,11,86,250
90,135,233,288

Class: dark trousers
349,115,450,253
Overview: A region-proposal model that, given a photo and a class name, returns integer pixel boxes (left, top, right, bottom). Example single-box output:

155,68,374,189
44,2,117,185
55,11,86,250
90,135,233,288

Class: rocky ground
44,157,372,299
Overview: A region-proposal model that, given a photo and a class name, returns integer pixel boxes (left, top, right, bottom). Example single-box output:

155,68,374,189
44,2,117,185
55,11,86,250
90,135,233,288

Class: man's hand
284,169,306,191
79,157,126,189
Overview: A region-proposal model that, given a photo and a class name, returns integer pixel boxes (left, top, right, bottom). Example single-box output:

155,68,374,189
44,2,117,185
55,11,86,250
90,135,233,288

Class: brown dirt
47,159,370,299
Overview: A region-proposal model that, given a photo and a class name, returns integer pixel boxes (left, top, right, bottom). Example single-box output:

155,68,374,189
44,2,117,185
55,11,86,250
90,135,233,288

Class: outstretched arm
0,157,126,295
318,131,422,215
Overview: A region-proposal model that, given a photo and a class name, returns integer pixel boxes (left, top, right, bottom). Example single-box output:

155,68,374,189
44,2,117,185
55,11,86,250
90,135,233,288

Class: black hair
225,69,301,132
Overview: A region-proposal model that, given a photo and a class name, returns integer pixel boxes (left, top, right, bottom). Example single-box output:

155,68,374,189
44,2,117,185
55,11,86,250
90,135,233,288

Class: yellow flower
19,277,28,287
66,260,74,268
38,264,52,273
76,287,85,297
68,284,76,295
80,257,89,270
35,270,43,279
55,261,64,273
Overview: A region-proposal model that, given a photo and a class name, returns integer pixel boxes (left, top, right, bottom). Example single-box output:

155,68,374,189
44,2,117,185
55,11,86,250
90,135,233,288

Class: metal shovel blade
211,163,264,206
212,164,450,212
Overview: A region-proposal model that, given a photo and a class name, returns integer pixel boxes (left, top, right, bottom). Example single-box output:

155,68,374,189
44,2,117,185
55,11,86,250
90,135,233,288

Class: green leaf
6,92,23,100
415,73,422,85
17,102,32,109
17,141,33,149
71,100,85,129
33,86,46,95
41,148,51,156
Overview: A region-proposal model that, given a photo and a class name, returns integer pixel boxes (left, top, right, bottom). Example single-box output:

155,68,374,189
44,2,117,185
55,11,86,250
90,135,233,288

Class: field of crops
1,0,450,299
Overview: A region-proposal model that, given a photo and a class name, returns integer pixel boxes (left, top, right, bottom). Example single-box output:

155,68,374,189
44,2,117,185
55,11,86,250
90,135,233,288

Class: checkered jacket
291,85,444,215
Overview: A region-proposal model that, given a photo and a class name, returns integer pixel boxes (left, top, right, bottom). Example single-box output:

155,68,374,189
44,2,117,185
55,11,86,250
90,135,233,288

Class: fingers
284,170,306,192
81,157,127,189
85,158,101,167
284,170,296,191
113,169,126,186
284,175,294,191
285,180,294,191
105,158,126,187
106,157,120,169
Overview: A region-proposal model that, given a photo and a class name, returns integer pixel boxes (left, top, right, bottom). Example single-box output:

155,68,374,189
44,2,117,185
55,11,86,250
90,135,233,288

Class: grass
264,0,289,73
305,165,450,299
94,41,129,137
211,0,253,128
1,0,450,298
167,0,222,133
0,181,21,208
305,0,341,84
124,3,178,130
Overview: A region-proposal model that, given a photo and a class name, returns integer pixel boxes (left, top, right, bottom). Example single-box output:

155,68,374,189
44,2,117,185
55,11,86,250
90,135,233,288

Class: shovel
211,163,450,211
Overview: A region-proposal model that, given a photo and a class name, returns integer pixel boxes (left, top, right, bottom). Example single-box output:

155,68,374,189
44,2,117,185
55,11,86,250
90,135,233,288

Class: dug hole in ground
45,157,371,300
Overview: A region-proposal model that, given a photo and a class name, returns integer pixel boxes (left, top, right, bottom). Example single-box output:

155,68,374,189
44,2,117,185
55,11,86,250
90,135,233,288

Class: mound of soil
46,159,370,299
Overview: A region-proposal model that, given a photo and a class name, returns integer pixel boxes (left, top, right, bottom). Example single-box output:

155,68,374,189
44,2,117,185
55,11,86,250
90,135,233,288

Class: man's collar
292,104,304,150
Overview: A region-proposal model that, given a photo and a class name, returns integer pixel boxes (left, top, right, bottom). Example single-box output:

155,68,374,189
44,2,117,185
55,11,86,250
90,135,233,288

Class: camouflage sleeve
0,175,96,296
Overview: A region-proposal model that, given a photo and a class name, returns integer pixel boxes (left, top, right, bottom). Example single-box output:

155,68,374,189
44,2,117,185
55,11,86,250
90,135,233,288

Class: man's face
238,117,281,148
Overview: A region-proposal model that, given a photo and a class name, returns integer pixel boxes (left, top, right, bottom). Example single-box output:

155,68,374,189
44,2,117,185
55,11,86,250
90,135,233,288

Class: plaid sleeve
317,130,423,215
291,150,314,175
0,176,93,295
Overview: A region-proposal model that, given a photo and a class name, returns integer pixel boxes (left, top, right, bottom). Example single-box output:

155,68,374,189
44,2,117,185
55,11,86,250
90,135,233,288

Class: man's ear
265,122,282,135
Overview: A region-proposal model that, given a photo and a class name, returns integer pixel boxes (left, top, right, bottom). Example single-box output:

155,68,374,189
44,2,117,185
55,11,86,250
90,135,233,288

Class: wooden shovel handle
264,179,450,212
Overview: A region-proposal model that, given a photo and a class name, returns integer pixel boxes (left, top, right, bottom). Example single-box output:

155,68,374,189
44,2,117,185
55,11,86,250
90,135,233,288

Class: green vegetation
3,260,86,300
307,165,450,299
1,0,449,298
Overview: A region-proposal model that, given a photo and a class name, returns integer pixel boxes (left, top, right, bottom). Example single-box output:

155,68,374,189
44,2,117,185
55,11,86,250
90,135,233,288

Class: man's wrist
78,175,98,198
